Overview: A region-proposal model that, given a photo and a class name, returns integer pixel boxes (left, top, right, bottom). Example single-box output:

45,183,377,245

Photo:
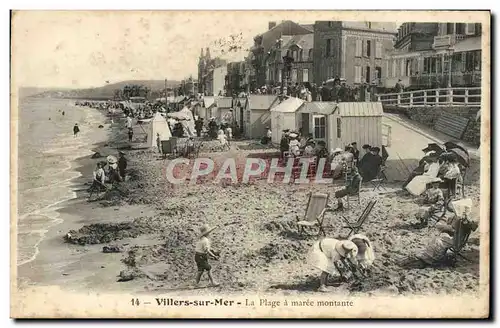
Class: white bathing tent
269,97,305,144
147,112,172,148
167,106,197,137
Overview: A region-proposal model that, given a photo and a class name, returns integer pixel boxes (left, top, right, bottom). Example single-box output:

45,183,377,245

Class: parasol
421,143,445,154
444,141,469,156
448,148,470,168
107,155,118,164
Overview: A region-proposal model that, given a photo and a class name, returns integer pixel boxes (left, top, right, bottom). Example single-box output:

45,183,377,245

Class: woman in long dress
307,238,358,292
405,158,442,196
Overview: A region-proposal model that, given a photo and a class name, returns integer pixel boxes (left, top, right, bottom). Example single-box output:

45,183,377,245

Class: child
194,224,219,287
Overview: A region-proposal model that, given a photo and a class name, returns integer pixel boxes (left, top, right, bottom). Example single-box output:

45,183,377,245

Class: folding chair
340,200,377,238
345,177,363,210
296,192,331,237
448,219,473,265
430,198,453,227
368,166,388,191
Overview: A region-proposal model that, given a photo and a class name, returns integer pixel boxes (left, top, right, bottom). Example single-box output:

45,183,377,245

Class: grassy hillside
22,79,181,100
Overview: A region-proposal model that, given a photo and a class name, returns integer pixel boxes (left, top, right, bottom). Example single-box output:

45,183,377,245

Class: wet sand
17,112,482,297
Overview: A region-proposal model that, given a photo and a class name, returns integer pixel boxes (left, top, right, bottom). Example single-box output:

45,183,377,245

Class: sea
16,97,108,266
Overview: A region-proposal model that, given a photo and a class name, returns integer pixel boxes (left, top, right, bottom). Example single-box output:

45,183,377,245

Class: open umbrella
444,141,469,156
421,143,445,154
448,148,470,168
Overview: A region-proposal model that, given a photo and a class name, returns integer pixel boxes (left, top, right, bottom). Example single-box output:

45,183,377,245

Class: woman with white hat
194,224,220,287
307,238,358,292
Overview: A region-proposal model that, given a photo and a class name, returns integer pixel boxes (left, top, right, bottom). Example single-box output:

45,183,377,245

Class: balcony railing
432,34,466,49
377,87,481,108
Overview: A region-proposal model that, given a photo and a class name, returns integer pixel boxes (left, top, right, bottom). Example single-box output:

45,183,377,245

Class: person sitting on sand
73,123,80,137
280,132,290,158
91,163,106,191
333,165,362,211
195,224,220,288
358,147,382,182
307,238,358,292
288,133,301,157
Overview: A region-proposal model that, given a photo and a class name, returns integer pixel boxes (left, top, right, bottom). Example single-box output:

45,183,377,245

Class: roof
300,24,314,32
216,97,233,108
342,22,397,33
203,96,216,108
453,36,481,53
270,97,304,113
247,95,279,110
284,33,314,51
299,102,338,115
336,102,384,117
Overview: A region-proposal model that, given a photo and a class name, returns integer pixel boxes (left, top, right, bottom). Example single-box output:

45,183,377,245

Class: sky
13,10,475,89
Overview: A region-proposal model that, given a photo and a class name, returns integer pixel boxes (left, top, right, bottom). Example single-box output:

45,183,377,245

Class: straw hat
333,147,343,154
106,155,118,164
289,132,298,138
335,240,358,258
199,224,217,238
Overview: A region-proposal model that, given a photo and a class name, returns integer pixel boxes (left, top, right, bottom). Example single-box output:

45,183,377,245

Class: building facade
266,33,314,87
313,21,396,86
198,47,227,95
225,61,246,96
385,22,482,89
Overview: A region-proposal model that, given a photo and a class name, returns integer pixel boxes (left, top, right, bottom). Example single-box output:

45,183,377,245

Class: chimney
269,21,277,30
206,47,211,60
200,48,204,58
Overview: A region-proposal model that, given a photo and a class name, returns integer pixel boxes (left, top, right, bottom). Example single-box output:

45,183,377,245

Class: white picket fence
377,87,481,108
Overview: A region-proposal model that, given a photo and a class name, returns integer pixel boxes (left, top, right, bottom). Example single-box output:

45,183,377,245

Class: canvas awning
453,37,481,53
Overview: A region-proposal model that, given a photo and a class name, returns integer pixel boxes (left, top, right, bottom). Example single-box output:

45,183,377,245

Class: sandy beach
16,106,482,297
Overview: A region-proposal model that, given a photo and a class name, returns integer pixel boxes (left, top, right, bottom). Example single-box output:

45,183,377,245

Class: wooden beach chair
430,198,453,227
340,200,377,238
368,166,388,191
296,192,331,237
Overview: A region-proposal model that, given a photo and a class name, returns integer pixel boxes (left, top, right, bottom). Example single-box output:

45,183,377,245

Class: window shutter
355,39,362,57
466,23,475,35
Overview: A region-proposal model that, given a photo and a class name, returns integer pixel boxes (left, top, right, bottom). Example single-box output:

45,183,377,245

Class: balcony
432,34,466,49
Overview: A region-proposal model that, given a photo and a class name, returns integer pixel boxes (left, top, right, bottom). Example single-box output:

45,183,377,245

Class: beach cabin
216,97,234,123
201,96,216,121
299,102,383,151
243,95,279,139
233,97,248,131
270,97,305,144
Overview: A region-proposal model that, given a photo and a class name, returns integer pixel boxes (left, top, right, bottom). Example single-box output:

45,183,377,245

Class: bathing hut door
301,113,310,136
312,115,327,143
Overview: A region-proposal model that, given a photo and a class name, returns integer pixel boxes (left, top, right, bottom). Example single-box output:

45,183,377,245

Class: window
447,23,455,34
443,55,450,73
375,41,382,59
313,115,326,140
355,39,362,57
308,49,313,60
326,39,332,57
354,66,362,83
465,52,474,71
365,40,371,57
456,23,466,34
291,69,297,82
375,66,382,80
424,57,429,73
474,51,481,70
293,50,298,62
365,66,371,83
299,50,303,62
277,69,282,82
436,56,442,73
302,69,309,82
466,23,476,35
336,118,341,138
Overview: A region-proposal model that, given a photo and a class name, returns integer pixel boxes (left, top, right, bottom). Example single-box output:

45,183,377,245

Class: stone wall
387,105,481,146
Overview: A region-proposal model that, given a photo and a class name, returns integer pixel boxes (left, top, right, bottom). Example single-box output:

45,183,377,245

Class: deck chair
448,219,473,265
345,177,363,210
430,198,454,226
340,200,377,238
368,166,388,191
296,192,331,236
